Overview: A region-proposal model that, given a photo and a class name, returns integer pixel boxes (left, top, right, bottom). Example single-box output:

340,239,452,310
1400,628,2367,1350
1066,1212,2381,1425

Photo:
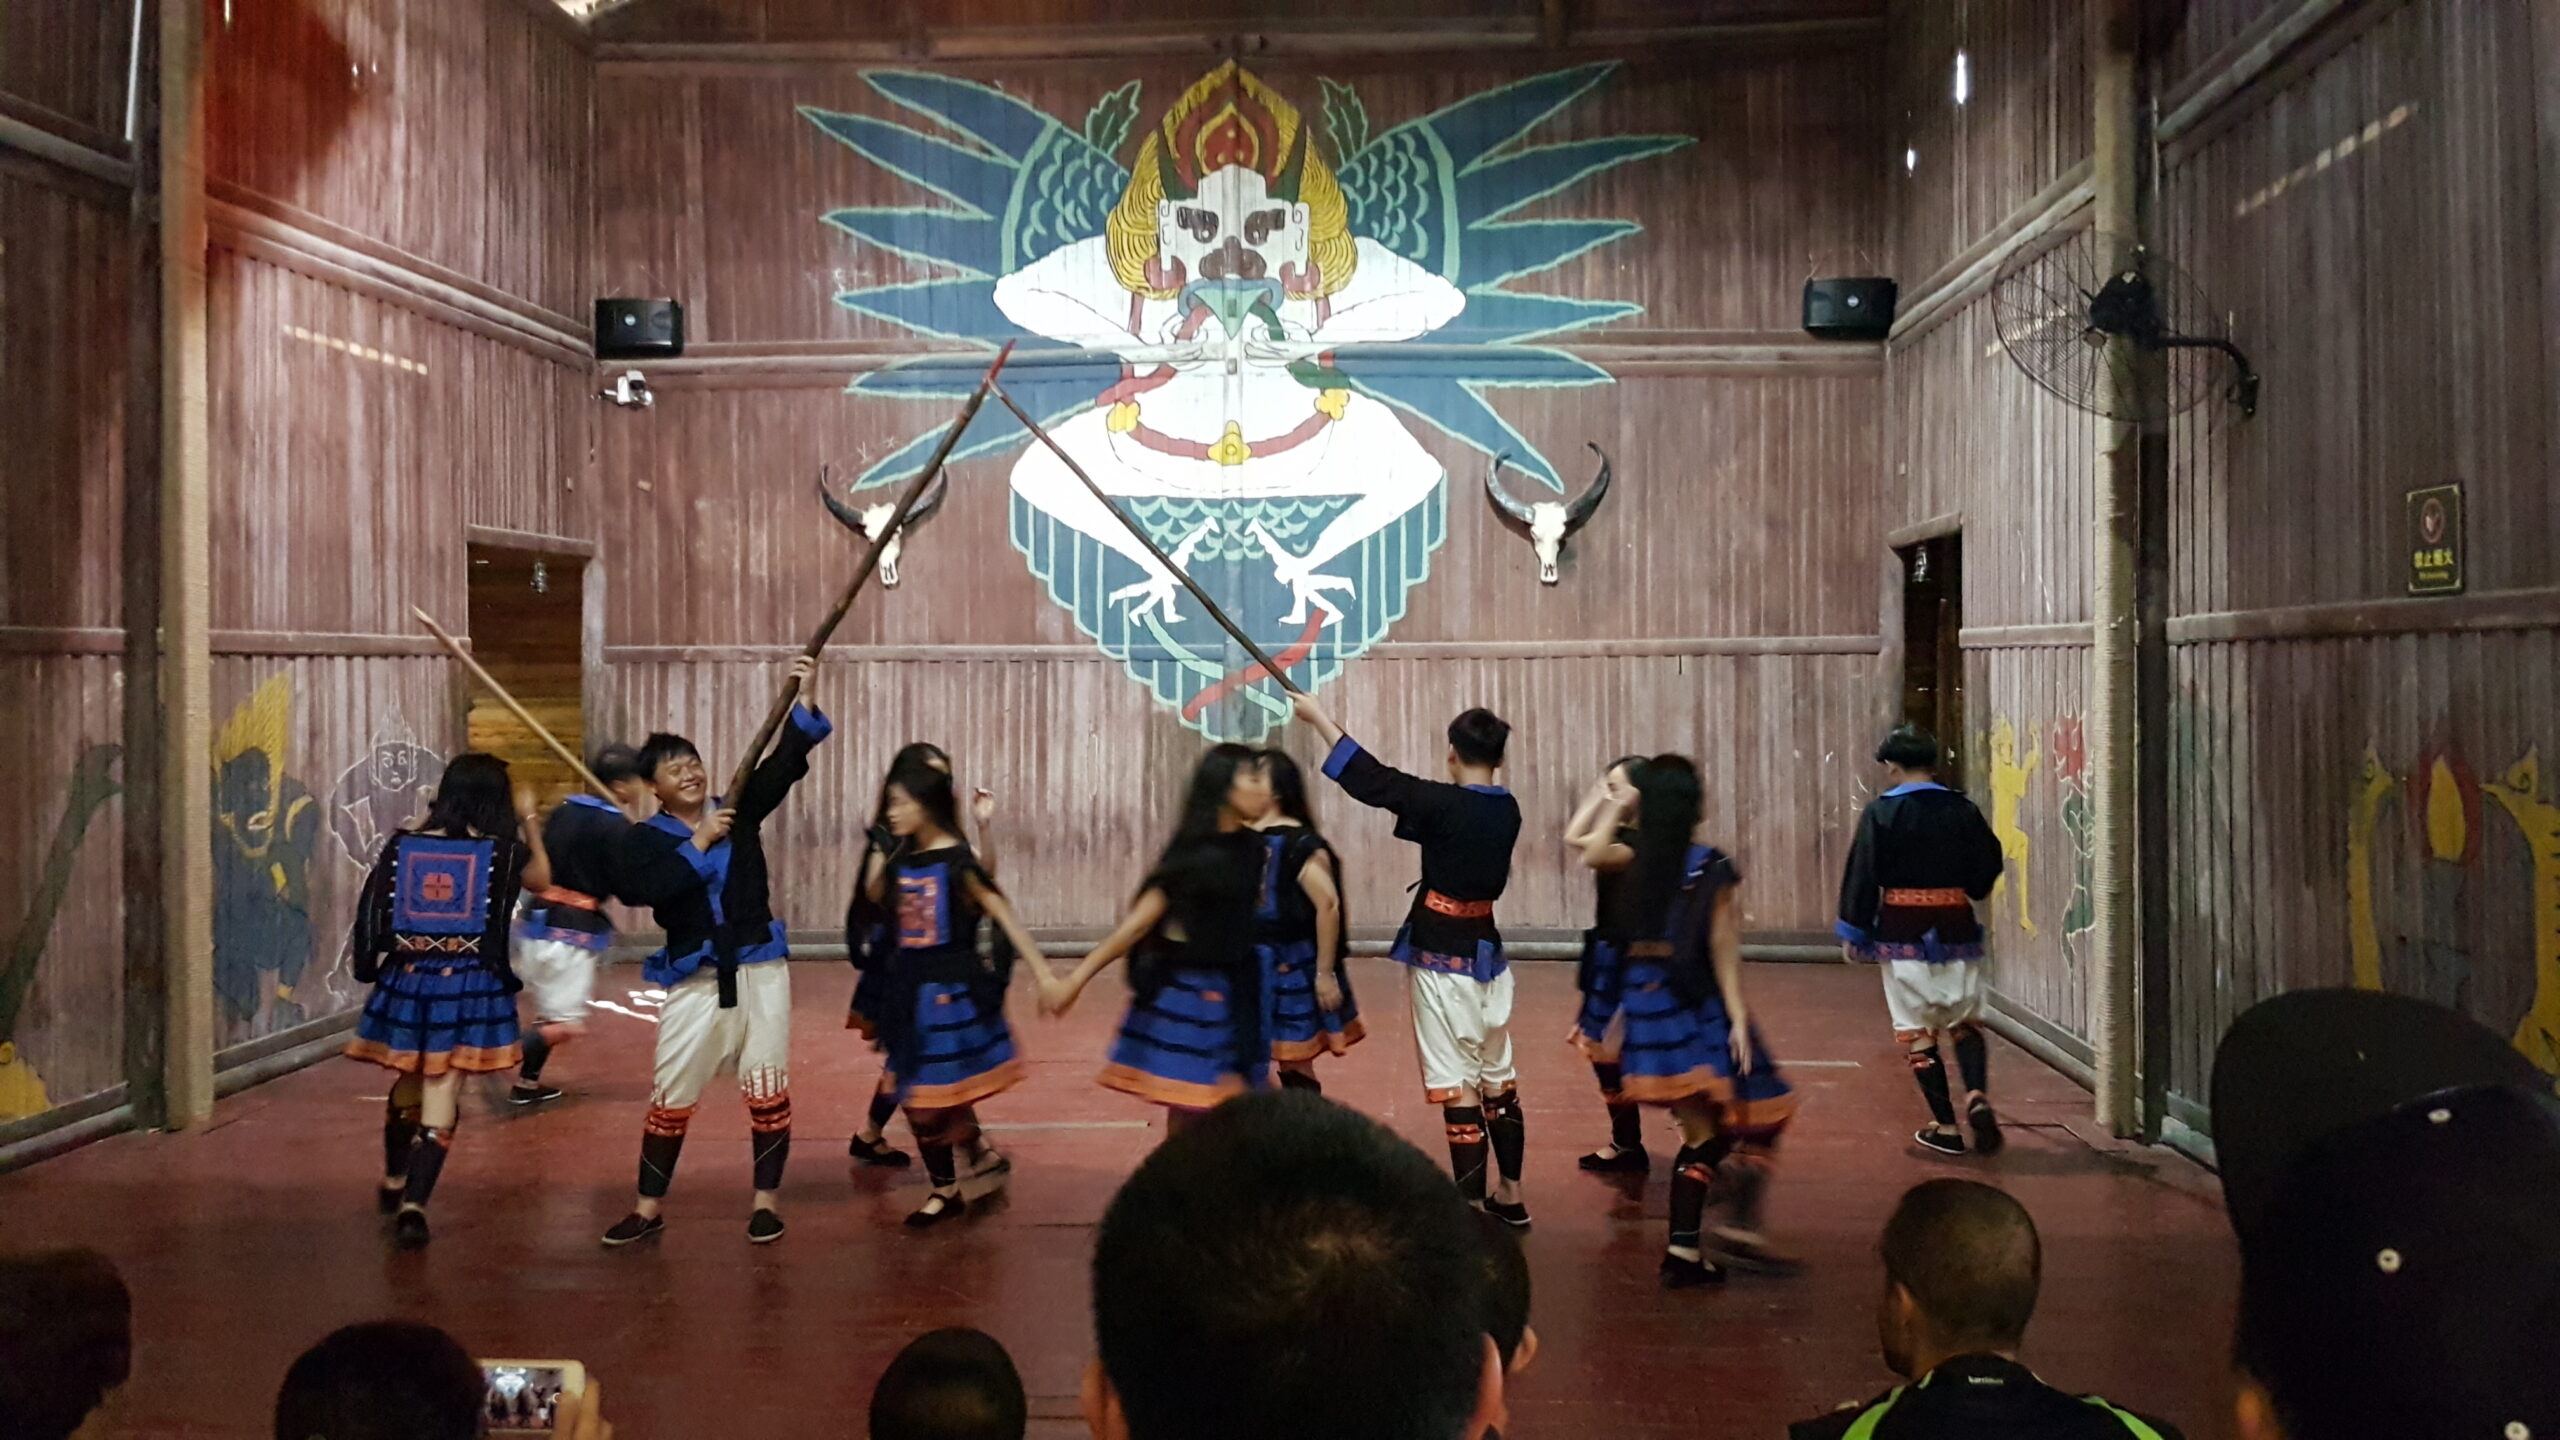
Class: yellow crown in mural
213,672,292,804
1107,61,1356,303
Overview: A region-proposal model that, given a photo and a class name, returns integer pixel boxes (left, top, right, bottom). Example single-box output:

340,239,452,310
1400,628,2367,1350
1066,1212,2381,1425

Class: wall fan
1990,230,2259,422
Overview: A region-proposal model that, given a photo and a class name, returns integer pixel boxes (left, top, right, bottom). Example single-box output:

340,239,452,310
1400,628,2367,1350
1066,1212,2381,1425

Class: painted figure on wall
2347,749,2398,993
2405,747,2482,1012
0,745,122,1120
213,674,319,1038
2051,718,2094,968
329,723,445,871
806,63,1688,740
2482,749,2560,1075
1987,718,2039,937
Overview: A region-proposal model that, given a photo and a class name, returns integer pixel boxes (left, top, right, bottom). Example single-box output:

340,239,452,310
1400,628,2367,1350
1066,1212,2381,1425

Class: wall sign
2407,483,2464,595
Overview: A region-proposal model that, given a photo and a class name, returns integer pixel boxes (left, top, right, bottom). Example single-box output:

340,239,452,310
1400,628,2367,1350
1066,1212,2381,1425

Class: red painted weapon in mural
723,341,1019,804
991,381,1304,698
411,607,620,807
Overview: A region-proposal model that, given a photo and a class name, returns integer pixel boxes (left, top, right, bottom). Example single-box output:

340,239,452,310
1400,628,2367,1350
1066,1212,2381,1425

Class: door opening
465,544,587,810
1896,532,1964,788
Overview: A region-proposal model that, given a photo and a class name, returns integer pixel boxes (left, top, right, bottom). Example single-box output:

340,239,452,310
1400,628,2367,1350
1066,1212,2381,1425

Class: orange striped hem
901,1059,1026,1111
1270,1017,1366,1062
1098,1063,1247,1112
343,1038,521,1075
1424,1085,1465,1105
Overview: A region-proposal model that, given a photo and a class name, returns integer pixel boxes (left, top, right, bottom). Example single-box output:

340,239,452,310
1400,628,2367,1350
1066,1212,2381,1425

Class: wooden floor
0,960,2239,1440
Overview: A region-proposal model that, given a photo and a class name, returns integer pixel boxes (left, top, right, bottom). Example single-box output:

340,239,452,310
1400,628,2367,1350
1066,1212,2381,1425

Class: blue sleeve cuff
790,703,833,743
683,842,722,879
1320,734,1361,780
1833,919,1873,945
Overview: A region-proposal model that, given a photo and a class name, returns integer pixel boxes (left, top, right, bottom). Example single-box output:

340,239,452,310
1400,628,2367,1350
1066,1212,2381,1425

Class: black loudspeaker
1802,278,1898,339
595,298,685,359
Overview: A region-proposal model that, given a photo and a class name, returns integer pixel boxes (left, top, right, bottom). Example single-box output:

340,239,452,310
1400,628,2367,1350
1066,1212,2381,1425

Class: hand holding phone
479,1360,590,1436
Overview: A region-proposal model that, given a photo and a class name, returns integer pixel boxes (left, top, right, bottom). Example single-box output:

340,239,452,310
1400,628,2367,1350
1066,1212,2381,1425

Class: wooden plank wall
591,0,1882,46
1884,0,2560,1117
591,39,1890,939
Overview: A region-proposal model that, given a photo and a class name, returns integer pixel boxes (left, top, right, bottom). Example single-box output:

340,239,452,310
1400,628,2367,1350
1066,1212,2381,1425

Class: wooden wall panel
0,172,128,631
591,0,1882,44
0,658,125,1123
2162,0,2292,97
1956,640,2094,1042
0,0,132,140
1884,0,2089,289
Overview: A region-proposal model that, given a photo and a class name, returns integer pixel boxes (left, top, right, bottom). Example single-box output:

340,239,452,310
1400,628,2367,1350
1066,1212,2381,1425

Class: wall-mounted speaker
595,298,684,360
1802,278,1897,340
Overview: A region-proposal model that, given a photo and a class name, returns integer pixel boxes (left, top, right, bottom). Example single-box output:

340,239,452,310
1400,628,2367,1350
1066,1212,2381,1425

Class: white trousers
1409,966,1517,1105
650,963,792,1111
1882,958,1987,1034
514,938,600,1028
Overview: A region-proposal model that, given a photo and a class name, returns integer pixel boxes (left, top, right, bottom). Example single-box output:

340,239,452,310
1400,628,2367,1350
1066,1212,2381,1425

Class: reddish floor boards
0,960,2238,1439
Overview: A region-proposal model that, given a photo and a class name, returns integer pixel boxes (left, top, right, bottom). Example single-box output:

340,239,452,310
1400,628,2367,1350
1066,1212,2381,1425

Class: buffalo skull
818,465,947,587
1485,443,1613,585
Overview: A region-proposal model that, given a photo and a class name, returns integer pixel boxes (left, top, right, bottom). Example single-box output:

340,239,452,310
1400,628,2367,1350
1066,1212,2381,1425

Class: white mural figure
991,65,1463,628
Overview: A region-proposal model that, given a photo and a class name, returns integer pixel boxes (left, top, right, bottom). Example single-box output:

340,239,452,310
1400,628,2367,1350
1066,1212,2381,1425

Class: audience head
1446,709,1511,773
636,731,706,809
0,1248,131,1440
1875,725,1940,775
587,742,653,808
1470,1208,1536,1376
1088,1090,1502,1440
1875,1178,2041,1379
2213,989,2560,1440
272,1321,482,1440
870,1328,1026,1440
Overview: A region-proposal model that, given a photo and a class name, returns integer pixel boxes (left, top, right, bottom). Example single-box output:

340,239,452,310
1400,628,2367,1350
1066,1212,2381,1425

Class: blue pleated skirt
890,980,1023,1110
1612,960,1798,1136
1260,939,1364,1062
1101,967,1266,1110
1573,932,1626,1043
346,959,520,1075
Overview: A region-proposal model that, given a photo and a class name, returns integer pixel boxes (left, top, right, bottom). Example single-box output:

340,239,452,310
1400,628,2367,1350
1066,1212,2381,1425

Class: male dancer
603,656,831,1246
1291,691,1530,1228
510,744,653,1106
1836,725,2006,1156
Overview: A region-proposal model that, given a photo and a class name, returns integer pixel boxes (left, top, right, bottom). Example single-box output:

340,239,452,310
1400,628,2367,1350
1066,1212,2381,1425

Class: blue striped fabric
1613,959,1796,1132
891,981,1023,1109
1260,939,1363,1061
1101,967,1265,1110
348,960,520,1075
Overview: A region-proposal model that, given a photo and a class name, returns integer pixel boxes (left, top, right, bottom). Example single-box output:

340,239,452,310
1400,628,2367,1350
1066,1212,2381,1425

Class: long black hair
1151,744,1263,880
888,753,967,848
421,753,516,841
1259,749,1316,828
870,742,951,833
1622,753,1703,938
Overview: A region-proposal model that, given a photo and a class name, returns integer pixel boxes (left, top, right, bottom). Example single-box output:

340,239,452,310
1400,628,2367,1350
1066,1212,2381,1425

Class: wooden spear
412,605,617,802
988,382,1304,696
719,341,1017,807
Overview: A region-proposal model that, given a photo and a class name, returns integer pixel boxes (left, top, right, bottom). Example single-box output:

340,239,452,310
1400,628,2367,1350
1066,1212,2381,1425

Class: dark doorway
465,544,587,810
1896,532,1964,787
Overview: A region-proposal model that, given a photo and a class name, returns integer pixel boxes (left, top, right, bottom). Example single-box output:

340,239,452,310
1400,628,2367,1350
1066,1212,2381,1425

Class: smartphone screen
478,1359,584,1435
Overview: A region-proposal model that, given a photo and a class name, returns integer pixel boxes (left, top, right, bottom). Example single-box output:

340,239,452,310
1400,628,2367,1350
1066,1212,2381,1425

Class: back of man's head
1879,1179,2041,1365
1446,709,1510,769
1092,1091,1490,1440
273,1322,481,1440
0,1249,131,1440
871,1328,1026,1440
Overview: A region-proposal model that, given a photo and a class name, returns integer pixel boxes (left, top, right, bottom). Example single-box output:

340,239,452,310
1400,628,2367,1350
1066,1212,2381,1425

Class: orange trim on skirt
343,1038,522,1076
1098,1062,1248,1112
1269,1016,1367,1063
898,1058,1027,1112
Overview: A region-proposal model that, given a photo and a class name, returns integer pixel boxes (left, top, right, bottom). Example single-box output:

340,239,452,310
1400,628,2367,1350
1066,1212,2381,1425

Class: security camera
602,370,653,408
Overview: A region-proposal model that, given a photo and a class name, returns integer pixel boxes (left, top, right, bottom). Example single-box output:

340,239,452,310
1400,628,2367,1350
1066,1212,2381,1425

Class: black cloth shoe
600,1212,665,1248
1967,1100,2005,1156
848,1135,912,1167
1480,1198,1532,1231
904,1192,967,1229
747,1208,785,1244
1660,1252,1726,1289
510,1083,564,1108
1578,1143,1650,1174
1915,1125,1967,1156
393,1208,430,1250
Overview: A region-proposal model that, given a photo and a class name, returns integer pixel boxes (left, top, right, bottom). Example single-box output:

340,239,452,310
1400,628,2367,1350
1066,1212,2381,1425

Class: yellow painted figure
2483,748,2560,1077
2345,750,2398,993
1987,719,2039,937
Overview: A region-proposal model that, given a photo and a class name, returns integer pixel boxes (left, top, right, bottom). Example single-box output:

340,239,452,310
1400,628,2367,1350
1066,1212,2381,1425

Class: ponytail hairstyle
1622,754,1703,938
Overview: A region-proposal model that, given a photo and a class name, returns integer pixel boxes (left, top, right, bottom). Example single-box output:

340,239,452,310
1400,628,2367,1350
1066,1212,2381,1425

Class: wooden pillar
122,0,168,1129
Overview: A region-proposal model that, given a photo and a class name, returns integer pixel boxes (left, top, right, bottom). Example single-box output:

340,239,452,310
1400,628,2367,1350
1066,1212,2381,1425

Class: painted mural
1987,717,2039,937
327,720,444,870
805,63,1690,740
212,674,320,1040
0,745,122,1121
2051,717,2095,968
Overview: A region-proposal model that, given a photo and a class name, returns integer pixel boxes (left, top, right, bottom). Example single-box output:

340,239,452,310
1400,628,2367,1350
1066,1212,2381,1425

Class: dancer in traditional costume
1254,749,1360,1091
1835,725,2007,1157
864,755,1045,1228
847,742,953,1168
1049,745,1272,1133
346,753,551,1249
509,744,652,1107
601,655,830,1248
1289,693,1532,1229
1573,754,1799,1288
1560,756,1650,1173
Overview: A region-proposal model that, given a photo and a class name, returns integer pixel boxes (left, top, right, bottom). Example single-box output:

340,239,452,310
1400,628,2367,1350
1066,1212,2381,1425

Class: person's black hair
1608,755,1647,781
1879,1178,2041,1353
1260,749,1316,828
1620,753,1703,938
271,1321,482,1440
868,1327,1027,1440
587,743,644,786
1447,708,1510,769
852,743,961,940
1470,1208,1531,1371
1150,744,1265,882
887,754,969,847
0,1249,132,1440
1876,725,1940,771
1093,1091,1489,1440
636,732,701,783
420,753,515,841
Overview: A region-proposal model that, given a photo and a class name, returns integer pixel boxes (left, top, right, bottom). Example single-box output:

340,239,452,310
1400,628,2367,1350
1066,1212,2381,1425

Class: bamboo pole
412,607,617,803
990,382,1303,696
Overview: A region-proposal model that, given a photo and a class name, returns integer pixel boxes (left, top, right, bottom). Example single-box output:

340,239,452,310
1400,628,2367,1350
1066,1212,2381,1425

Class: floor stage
0,960,2236,1439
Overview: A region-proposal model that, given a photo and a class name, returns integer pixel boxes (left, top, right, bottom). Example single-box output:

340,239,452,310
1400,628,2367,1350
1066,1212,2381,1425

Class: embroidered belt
1422,891,1494,920
1884,887,1971,907
395,935,480,954
532,885,601,911
1627,941,1674,959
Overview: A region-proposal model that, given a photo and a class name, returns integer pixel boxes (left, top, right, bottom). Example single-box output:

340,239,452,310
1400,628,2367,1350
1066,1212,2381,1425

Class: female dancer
345,753,551,1248
1048,744,1271,1135
862,755,1045,1227
1254,749,1360,1091
1574,755,1799,1288
1561,757,1650,1172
